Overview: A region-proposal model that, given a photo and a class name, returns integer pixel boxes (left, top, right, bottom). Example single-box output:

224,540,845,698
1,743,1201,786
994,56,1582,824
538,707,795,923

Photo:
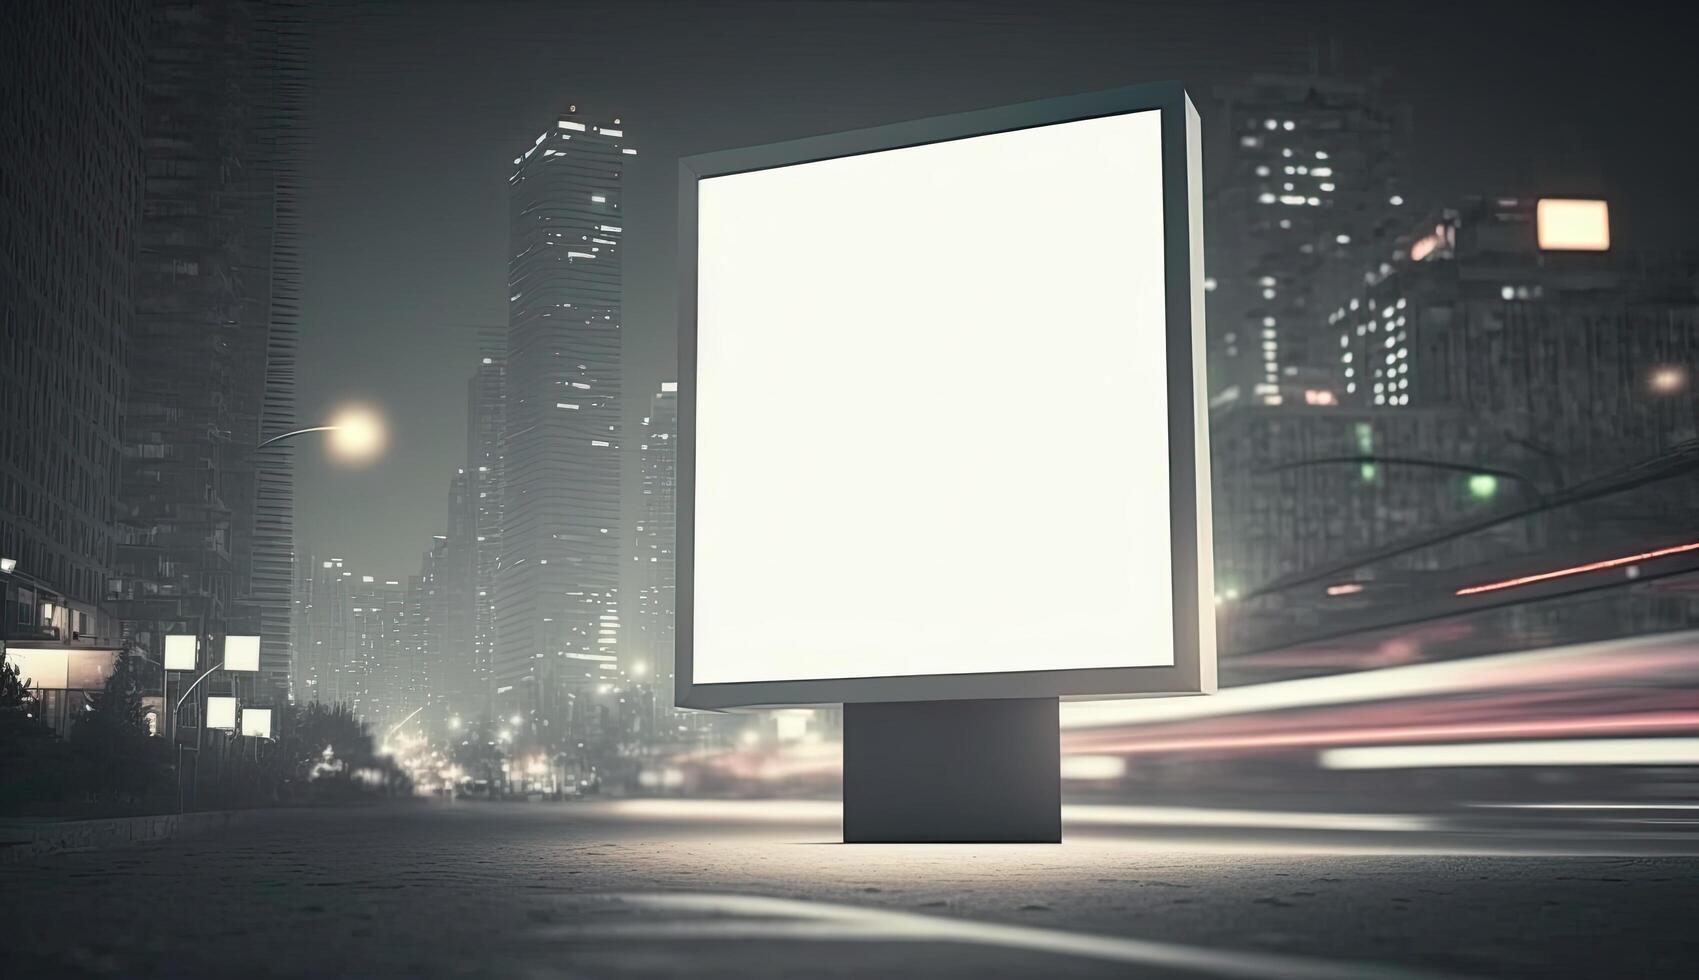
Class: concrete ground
2,799,1696,979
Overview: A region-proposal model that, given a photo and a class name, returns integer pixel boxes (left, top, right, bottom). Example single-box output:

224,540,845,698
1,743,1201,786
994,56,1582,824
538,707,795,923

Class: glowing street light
325,404,386,463
256,403,388,465
1649,365,1688,396
1467,473,1499,500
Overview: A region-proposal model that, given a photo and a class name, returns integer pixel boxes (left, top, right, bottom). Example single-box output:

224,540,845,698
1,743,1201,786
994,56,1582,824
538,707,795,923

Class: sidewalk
0,809,245,864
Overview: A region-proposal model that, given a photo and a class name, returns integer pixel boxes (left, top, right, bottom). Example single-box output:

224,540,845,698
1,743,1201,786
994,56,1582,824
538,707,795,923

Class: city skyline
290,0,1699,578
4,6,1697,976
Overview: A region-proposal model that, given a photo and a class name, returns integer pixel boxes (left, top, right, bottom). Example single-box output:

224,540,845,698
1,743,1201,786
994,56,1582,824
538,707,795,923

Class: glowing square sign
240,708,273,738
677,83,1214,708
207,696,238,730
222,635,260,672
164,634,197,672
1537,198,1609,251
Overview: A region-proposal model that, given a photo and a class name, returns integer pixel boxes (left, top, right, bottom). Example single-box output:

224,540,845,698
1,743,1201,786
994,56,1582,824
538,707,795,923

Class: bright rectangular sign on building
677,83,1213,709
164,634,197,672
207,696,238,730
1536,198,1610,251
222,635,260,672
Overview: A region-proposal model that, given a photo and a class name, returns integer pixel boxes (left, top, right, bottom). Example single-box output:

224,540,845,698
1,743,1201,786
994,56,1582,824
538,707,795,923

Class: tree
70,650,168,801
0,656,49,746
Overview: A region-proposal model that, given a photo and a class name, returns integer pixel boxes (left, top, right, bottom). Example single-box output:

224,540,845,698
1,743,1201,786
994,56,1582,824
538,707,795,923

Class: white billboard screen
223,635,260,673
207,696,238,730
693,108,1179,686
240,707,272,738
164,634,197,672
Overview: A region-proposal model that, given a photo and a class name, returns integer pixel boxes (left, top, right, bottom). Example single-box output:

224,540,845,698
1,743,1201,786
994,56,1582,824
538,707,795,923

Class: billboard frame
676,81,1213,710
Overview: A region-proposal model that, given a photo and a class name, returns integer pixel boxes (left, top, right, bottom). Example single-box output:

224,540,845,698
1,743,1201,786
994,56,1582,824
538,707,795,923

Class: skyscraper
293,557,406,727
108,0,303,703
635,382,679,720
1208,74,1406,408
1326,196,1699,476
411,471,476,721
496,108,633,731
466,330,505,716
0,1,146,643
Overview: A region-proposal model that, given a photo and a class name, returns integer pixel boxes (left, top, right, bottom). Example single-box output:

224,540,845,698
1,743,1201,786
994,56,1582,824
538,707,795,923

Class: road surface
3,799,1696,978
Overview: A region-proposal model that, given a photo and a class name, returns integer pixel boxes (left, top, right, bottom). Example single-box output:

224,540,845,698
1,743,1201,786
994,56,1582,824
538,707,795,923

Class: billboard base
843,697,1060,843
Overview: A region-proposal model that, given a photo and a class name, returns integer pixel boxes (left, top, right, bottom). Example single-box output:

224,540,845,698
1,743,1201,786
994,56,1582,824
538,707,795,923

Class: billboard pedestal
843,697,1060,843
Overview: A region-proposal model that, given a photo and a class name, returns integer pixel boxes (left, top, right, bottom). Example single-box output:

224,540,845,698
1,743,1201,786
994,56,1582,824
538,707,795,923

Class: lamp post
173,635,261,813
258,404,387,463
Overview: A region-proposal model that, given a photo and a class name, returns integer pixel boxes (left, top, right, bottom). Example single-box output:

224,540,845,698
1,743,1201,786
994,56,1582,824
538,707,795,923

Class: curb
0,809,245,865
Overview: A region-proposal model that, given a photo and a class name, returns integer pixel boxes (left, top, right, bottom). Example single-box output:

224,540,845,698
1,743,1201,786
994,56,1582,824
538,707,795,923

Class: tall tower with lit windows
1207,74,1406,408
496,107,633,734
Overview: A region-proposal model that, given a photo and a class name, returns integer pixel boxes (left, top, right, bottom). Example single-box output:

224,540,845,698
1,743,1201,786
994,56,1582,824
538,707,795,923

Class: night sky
295,0,1696,578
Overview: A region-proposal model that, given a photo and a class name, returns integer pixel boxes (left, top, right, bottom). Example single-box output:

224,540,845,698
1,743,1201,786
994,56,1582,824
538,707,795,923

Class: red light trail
1455,540,1699,596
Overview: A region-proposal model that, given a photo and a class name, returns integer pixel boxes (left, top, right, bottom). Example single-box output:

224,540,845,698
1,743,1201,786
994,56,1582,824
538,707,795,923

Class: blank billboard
240,707,272,738
679,84,1212,707
164,634,197,672
223,635,260,672
207,696,238,730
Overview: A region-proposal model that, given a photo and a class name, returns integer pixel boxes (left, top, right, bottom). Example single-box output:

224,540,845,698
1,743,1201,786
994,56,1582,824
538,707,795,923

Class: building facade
107,0,302,703
496,108,632,734
635,382,678,730
1208,73,1407,408
1327,197,1698,477
466,331,505,716
0,0,147,644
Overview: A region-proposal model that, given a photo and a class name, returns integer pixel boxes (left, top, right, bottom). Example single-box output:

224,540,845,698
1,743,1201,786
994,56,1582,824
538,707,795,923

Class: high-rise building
0,1,146,643
409,471,476,722
496,107,633,732
294,557,354,706
293,556,409,727
1208,74,1406,408
352,575,407,729
1326,197,1698,476
466,331,505,715
635,382,679,723
106,0,303,703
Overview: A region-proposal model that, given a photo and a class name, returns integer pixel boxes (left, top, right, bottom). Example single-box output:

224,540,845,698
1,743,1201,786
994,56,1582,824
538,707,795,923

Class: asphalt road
3,799,1696,979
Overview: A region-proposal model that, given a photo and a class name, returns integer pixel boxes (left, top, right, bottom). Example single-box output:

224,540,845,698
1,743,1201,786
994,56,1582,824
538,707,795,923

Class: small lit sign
223,635,260,672
240,708,273,738
1536,199,1609,251
207,696,238,730
164,634,197,672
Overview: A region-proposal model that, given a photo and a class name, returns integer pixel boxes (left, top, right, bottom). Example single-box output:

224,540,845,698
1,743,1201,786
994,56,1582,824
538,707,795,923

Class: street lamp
1649,365,1688,396
257,403,387,464
173,635,262,812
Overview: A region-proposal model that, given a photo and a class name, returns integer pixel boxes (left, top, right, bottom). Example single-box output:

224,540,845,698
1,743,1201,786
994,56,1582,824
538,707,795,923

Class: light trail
1059,631,1699,730
1455,540,1699,596
1321,737,1699,770
1063,711,1699,758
